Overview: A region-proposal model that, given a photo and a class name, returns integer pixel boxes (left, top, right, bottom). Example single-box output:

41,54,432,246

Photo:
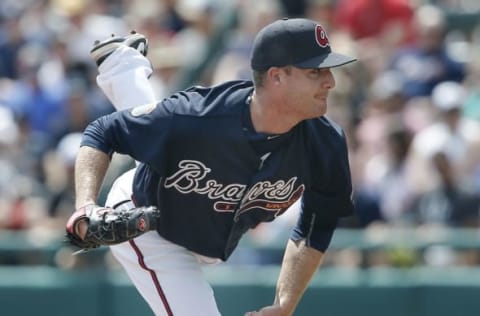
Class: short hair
251,66,292,88
252,69,267,88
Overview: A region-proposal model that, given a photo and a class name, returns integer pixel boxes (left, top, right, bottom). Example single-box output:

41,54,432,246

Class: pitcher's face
280,66,336,119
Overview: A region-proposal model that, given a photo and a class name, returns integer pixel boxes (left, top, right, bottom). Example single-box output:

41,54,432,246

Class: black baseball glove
65,204,160,250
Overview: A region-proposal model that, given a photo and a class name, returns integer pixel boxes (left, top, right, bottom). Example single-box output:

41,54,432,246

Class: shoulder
305,116,347,140
302,116,349,158
162,80,254,116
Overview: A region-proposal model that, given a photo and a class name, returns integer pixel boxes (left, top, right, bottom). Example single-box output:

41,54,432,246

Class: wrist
75,201,96,210
274,297,295,316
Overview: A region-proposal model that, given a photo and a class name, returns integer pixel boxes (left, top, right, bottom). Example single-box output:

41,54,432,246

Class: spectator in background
0,15,25,79
159,0,187,34
388,4,465,99
127,0,222,91
47,132,83,219
358,121,414,225
334,0,416,45
171,0,218,69
406,81,480,196
0,104,46,232
372,124,415,223
350,72,414,225
2,42,70,181
412,151,480,227
305,0,337,32
50,0,129,66
211,0,283,84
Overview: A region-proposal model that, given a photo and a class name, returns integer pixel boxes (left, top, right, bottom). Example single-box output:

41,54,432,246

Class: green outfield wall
1,266,479,316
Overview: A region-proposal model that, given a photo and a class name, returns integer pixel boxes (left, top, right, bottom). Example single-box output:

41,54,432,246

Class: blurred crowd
1,0,480,267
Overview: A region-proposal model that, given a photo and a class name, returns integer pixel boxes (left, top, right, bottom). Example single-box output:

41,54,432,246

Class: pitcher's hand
245,305,289,316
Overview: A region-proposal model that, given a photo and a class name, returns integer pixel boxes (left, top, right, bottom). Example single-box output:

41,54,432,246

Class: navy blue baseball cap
251,18,356,71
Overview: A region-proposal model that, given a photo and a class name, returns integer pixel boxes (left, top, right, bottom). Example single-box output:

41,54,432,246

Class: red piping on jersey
129,239,174,316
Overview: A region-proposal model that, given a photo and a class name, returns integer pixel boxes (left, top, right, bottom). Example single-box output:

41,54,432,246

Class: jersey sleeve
81,100,174,166
291,123,354,252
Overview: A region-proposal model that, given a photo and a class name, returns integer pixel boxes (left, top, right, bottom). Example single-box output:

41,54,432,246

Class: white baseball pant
98,46,222,315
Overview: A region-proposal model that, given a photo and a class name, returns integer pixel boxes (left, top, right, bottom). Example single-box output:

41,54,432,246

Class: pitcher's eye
308,69,321,78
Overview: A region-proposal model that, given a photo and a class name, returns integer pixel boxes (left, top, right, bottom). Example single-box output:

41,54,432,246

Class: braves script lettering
164,160,304,217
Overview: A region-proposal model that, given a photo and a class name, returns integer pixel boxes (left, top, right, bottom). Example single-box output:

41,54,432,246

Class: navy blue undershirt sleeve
81,100,174,166
291,122,354,252
291,201,338,252
81,115,115,156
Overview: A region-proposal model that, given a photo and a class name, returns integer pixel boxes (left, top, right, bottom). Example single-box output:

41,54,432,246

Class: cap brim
294,52,356,69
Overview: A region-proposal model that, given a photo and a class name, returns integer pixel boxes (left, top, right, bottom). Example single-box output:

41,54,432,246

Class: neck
249,90,300,134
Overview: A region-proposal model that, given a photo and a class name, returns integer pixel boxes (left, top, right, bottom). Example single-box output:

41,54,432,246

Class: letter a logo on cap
315,25,329,48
